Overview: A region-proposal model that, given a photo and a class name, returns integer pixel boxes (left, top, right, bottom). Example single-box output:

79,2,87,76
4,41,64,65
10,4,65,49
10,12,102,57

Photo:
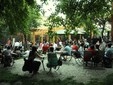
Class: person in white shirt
53,42,58,51
99,40,106,51
78,43,84,58
15,42,20,47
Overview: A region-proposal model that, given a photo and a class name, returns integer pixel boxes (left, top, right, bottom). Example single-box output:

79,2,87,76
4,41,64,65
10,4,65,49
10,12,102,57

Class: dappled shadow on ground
0,69,113,85
0,57,113,84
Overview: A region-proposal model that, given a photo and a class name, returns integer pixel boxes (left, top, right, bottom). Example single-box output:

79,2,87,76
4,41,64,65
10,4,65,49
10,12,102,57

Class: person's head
7,46,11,50
81,43,84,47
107,43,112,48
49,46,54,52
65,43,69,46
73,41,76,45
32,46,37,52
90,45,95,49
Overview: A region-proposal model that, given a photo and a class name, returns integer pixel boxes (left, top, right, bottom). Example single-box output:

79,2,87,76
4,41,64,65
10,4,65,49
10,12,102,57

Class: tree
81,0,112,39
0,0,36,33
56,0,83,30
55,0,113,41
0,0,42,49
44,13,62,42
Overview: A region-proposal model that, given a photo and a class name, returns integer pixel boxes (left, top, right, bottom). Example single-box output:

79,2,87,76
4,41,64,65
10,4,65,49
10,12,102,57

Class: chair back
47,52,58,67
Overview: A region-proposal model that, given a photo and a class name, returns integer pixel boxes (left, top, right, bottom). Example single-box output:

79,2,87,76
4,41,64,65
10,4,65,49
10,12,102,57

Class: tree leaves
55,0,113,38
0,0,41,36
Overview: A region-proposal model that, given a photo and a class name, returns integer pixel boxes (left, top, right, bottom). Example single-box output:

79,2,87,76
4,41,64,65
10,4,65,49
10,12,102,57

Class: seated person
84,45,96,61
23,46,42,74
0,48,3,63
71,42,79,51
103,43,113,68
56,45,62,51
71,42,79,57
47,46,58,72
42,43,50,54
60,43,72,61
2,46,12,67
78,43,84,58
87,45,96,54
28,46,42,61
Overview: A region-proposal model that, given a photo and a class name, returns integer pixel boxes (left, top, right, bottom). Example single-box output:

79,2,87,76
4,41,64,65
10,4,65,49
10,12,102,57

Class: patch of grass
103,73,113,85
0,70,113,85
86,78,104,85
21,77,84,85
0,71,85,85
0,70,21,83
86,73,113,85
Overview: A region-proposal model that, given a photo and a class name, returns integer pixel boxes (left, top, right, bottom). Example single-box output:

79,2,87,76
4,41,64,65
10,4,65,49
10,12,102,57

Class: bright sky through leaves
36,0,56,17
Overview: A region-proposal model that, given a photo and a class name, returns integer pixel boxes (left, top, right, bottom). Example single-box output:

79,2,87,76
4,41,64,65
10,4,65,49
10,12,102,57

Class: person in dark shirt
2,46,12,67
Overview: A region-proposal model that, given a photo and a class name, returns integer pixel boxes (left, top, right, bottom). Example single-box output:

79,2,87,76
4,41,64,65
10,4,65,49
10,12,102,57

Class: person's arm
36,52,43,59
105,50,111,58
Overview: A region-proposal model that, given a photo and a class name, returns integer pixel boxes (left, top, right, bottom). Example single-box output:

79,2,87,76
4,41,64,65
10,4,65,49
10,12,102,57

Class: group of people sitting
0,46,13,67
0,45,23,67
22,46,62,75
1,39,113,75
39,39,113,68
40,39,113,68
24,39,113,75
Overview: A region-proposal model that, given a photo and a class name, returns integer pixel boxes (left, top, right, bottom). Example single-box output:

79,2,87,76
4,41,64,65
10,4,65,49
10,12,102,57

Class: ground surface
0,53,113,85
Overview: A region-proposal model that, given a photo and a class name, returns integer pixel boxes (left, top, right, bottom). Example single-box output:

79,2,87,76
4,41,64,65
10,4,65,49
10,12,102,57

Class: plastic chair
47,52,61,72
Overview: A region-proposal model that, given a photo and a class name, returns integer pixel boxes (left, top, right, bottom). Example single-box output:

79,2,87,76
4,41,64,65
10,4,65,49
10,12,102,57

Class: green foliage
0,0,41,35
45,13,62,41
25,0,35,6
28,5,41,29
55,0,113,38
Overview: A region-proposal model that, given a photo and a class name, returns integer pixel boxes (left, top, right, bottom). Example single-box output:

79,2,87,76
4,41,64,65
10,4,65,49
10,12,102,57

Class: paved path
1,54,113,84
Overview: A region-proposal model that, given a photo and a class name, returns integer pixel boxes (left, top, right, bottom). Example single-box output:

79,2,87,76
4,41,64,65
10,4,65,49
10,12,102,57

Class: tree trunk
23,33,28,50
101,21,106,39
